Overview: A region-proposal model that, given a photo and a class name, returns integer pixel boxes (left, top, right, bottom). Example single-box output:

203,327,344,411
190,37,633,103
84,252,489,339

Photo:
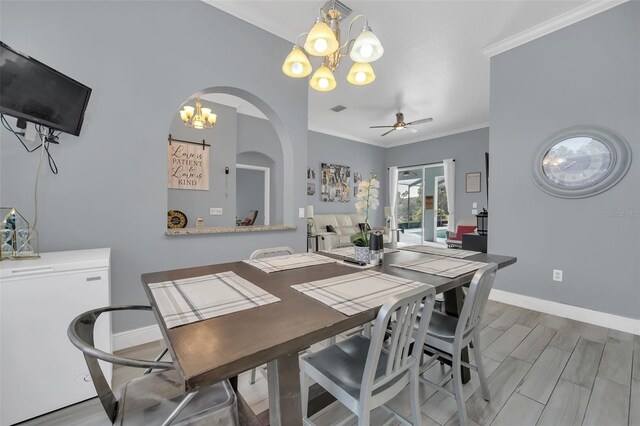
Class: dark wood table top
141,250,516,392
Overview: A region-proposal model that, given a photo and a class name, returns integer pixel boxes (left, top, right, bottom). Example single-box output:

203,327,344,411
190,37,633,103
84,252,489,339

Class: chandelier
179,98,217,129
282,0,384,92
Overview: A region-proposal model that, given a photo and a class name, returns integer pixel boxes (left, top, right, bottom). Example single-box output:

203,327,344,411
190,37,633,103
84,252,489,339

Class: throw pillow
358,223,371,232
451,225,477,240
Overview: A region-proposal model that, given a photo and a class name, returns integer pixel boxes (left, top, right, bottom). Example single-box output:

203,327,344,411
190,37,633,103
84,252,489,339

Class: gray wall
0,1,308,333
236,168,265,225
490,2,639,319
386,128,490,225
307,131,387,226
168,100,237,227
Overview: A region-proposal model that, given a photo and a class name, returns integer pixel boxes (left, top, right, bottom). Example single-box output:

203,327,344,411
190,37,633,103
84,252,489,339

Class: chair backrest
249,246,294,259
455,263,498,339
360,285,436,401
245,210,258,225
67,305,174,423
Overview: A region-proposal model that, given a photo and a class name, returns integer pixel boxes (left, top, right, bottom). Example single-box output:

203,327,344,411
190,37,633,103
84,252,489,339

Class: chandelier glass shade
282,46,313,78
179,98,216,129
346,62,375,85
282,2,383,92
310,64,337,91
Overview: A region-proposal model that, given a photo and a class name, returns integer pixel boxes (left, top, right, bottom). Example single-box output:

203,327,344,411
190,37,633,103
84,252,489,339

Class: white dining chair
248,246,294,384
418,263,498,426
300,285,436,425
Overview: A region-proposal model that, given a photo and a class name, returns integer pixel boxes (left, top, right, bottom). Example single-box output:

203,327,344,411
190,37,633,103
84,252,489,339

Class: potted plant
350,173,380,262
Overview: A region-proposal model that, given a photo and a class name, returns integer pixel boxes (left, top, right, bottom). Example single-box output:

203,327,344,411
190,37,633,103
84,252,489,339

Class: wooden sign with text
167,141,210,190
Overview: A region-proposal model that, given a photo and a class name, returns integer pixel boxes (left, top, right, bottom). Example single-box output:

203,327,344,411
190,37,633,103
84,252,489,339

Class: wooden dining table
142,249,516,426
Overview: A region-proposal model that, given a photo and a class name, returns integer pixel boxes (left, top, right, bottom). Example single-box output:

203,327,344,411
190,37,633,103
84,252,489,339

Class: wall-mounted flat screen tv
0,41,92,136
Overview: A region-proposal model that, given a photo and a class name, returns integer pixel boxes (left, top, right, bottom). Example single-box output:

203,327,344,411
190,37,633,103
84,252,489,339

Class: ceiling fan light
304,19,339,56
309,65,337,92
347,62,376,85
282,45,312,78
350,26,384,63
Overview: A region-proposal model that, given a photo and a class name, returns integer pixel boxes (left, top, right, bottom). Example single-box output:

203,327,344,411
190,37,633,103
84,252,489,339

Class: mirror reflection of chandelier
179,97,217,129
282,0,384,92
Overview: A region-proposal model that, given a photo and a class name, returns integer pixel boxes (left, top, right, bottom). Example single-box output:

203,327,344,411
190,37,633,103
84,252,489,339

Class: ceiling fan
370,112,433,136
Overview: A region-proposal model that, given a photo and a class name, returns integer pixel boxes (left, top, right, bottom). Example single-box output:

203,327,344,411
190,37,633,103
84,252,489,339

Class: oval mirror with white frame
167,90,285,232
531,125,631,199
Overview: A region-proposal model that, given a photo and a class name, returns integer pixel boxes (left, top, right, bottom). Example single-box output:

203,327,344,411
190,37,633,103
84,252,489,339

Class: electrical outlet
553,269,563,282
298,208,305,218
209,208,222,215
472,209,478,215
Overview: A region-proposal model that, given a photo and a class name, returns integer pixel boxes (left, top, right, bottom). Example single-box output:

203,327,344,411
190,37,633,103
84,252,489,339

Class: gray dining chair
248,246,295,384
67,305,238,426
418,263,498,426
300,284,436,426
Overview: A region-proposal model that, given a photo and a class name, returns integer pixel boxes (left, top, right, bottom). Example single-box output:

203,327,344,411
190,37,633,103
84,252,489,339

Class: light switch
298,208,305,218
472,209,478,215
210,208,223,215
472,202,478,208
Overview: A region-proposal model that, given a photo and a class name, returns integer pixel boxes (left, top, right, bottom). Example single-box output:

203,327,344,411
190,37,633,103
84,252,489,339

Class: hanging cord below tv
1,114,59,174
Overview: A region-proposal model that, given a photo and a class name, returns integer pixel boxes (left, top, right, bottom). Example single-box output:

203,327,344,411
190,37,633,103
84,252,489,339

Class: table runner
243,252,337,273
148,271,280,328
399,244,480,259
391,254,487,278
291,270,430,316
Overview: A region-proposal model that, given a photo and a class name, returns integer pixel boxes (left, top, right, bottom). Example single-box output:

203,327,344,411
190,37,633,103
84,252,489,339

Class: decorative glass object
0,207,39,259
354,246,370,263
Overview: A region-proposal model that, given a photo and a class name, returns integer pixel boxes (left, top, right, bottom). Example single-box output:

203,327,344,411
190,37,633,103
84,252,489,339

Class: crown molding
482,0,629,58
385,122,490,148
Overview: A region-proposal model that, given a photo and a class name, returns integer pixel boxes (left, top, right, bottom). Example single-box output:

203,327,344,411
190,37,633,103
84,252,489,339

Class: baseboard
489,289,640,335
112,324,162,351
111,289,639,350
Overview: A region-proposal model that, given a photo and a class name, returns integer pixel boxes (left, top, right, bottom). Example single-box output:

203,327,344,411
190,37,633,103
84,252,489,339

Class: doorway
236,164,270,226
395,163,447,246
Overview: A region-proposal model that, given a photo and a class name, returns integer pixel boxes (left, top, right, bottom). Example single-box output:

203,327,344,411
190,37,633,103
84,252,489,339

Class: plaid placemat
148,271,280,328
321,246,400,259
391,255,487,278
399,244,480,259
243,252,337,273
291,270,431,316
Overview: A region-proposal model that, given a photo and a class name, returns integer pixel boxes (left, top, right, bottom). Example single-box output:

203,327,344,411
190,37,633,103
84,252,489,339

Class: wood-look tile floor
19,301,640,426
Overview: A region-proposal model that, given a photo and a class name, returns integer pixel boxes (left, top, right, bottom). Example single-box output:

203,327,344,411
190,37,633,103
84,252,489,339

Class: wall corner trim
482,0,630,58
489,288,640,335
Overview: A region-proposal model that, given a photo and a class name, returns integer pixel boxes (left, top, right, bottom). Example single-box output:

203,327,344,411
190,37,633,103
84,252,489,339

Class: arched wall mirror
167,89,285,231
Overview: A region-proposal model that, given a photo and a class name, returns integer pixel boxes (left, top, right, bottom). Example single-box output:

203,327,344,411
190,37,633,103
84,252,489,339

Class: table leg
266,352,302,426
444,287,471,384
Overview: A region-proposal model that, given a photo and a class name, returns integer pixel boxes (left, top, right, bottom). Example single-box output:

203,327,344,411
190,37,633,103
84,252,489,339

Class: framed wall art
466,172,481,193
321,163,351,202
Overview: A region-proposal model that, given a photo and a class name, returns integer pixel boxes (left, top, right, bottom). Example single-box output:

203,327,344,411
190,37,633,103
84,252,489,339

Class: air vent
331,105,347,112
322,0,352,20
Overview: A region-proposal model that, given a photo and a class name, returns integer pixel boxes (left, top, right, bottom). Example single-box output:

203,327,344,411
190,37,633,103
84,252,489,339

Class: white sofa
312,213,389,250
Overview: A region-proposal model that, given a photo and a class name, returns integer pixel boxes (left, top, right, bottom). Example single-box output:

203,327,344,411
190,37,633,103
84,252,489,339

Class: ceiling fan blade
369,125,395,129
381,129,395,137
406,127,418,133
406,117,433,126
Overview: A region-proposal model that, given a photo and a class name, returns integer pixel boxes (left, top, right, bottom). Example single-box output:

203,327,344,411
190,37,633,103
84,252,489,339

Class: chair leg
409,370,423,426
452,349,468,426
473,331,490,401
300,366,309,420
249,367,257,385
357,405,370,426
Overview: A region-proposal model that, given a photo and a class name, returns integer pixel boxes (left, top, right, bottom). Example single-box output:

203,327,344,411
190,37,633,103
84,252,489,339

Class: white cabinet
0,248,111,425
